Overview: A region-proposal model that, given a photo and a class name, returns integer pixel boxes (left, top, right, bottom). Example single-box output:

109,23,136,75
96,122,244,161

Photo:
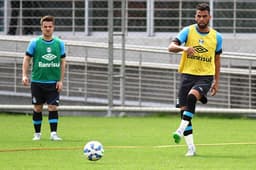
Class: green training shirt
31,37,62,82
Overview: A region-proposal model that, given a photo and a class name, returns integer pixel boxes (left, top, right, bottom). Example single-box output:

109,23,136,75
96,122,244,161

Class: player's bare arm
168,41,196,56
22,55,31,86
56,58,66,92
210,54,221,96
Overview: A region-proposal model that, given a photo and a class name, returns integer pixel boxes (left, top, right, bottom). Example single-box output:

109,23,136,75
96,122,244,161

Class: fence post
107,0,114,117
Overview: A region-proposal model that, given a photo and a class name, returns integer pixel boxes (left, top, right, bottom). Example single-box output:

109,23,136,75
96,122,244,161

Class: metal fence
1,0,256,36
0,36,255,113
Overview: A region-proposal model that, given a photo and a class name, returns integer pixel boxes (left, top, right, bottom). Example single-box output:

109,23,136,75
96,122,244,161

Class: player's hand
56,81,63,92
210,81,218,96
22,76,29,86
184,46,196,56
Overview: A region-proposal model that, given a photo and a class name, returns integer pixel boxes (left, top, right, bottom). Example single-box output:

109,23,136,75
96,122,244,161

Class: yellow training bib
178,25,217,75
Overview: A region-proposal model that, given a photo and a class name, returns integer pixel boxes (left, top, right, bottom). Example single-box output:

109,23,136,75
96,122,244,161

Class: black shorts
178,74,213,107
31,82,60,106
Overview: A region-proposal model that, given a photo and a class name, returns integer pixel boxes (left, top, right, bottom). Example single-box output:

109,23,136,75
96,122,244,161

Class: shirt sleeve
216,32,223,54
26,39,37,57
175,26,190,45
60,40,66,58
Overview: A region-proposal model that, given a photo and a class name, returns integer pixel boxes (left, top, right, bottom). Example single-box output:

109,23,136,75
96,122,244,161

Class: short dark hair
196,3,210,13
40,15,55,25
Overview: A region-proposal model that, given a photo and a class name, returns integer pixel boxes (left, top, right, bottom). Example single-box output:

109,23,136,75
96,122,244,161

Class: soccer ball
83,141,104,161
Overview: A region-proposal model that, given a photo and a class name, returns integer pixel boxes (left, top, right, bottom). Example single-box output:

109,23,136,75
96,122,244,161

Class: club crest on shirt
47,47,52,53
199,39,204,45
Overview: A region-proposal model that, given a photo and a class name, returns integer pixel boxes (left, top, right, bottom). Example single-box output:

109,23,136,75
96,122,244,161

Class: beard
197,22,209,29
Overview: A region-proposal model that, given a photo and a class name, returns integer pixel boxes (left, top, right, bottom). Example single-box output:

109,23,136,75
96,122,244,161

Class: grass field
0,113,256,170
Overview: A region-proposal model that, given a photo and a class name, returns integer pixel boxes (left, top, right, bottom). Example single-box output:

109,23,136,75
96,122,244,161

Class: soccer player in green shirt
22,15,66,141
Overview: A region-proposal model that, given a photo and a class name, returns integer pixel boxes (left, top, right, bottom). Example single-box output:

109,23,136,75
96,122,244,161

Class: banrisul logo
39,47,59,68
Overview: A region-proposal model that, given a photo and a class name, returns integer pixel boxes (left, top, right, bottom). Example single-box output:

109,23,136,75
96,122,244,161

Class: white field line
1,142,256,152
153,142,256,148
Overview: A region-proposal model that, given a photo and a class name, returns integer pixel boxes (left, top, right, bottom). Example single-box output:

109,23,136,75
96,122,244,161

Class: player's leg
46,83,62,141
173,92,197,143
184,123,196,156
178,90,199,156
48,105,62,141
172,74,194,144
31,82,45,141
32,104,43,140
173,109,187,143
184,134,196,156
182,76,213,156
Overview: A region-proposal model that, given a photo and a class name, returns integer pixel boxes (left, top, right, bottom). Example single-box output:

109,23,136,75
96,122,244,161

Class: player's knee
33,105,43,112
48,105,57,111
186,94,197,113
187,93,197,104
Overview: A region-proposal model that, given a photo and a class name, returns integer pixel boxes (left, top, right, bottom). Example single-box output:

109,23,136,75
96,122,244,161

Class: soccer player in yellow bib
168,3,223,156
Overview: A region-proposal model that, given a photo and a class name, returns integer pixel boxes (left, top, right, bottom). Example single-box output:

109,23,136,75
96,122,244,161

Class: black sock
182,93,197,124
33,111,42,133
48,111,58,132
180,110,184,119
